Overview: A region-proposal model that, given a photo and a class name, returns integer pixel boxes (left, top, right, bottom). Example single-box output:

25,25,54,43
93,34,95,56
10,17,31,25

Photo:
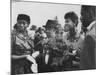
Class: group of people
11,5,96,75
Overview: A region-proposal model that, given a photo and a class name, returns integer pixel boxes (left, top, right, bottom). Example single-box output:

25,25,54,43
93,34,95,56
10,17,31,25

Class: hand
26,55,37,64
32,51,40,58
31,63,38,73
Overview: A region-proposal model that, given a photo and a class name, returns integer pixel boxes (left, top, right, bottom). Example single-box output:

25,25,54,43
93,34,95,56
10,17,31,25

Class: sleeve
11,32,25,55
11,31,16,55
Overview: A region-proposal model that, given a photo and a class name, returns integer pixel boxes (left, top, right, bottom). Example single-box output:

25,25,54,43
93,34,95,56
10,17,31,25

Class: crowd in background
11,5,96,75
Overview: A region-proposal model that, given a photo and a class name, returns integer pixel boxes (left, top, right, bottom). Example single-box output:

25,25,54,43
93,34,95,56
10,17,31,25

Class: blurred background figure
54,16,64,40
28,25,37,40
34,27,46,53
80,5,96,70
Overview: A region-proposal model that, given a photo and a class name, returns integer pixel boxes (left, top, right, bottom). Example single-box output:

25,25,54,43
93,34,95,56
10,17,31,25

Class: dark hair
13,24,18,30
64,11,78,26
35,27,44,33
17,14,30,24
81,5,96,27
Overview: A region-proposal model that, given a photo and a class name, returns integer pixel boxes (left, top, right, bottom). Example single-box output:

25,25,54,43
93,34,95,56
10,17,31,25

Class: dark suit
80,35,96,69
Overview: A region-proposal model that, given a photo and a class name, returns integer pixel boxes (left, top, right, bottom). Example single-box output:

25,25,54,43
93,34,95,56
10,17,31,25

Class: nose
20,23,24,27
64,24,68,28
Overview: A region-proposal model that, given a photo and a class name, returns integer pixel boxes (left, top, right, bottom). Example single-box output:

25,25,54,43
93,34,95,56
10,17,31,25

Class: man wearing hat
43,20,58,38
42,19,67,72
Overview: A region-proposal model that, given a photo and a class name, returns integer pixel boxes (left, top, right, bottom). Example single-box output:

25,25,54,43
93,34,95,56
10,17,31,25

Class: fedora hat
43,20,59,29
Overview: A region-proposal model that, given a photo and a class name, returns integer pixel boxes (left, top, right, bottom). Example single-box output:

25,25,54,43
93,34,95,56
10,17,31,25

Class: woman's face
17,20,29,32
64,18,75,32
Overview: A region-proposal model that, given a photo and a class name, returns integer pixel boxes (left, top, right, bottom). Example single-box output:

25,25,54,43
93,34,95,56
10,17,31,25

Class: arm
68,52,76,56
64,50,76,56
11,55,27,59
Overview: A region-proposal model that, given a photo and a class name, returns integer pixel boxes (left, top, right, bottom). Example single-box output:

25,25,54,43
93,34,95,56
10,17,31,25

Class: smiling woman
12,1,81,29
11,1,96,74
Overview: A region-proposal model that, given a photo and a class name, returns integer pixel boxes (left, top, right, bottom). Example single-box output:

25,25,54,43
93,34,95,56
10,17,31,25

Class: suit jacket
80,21,96,69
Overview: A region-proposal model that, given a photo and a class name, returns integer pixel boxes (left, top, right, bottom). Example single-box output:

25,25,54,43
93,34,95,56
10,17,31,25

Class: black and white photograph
11,0,96,75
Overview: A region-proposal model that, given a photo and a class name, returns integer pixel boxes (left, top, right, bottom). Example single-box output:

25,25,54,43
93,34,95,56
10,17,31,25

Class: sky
11,1,82,32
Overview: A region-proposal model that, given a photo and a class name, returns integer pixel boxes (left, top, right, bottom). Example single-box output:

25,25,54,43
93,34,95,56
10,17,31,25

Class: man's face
80,10,90,27
46,28,56,38
64,18,75,32
17,20,29,32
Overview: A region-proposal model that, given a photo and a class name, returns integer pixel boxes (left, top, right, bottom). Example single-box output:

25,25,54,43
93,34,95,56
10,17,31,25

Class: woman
11,14,35,75
63,11,83,70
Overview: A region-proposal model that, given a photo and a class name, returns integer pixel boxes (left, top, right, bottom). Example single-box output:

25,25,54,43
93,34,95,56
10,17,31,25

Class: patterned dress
11,29,34,75
62,31,83,70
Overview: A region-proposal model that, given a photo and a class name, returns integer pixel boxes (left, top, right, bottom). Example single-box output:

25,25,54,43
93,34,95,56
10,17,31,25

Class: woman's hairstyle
13,24,18,30
64,11,78,26
17,14,30,24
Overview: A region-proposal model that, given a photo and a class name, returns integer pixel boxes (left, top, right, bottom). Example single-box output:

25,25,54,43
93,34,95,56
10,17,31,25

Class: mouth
64,27,69,31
